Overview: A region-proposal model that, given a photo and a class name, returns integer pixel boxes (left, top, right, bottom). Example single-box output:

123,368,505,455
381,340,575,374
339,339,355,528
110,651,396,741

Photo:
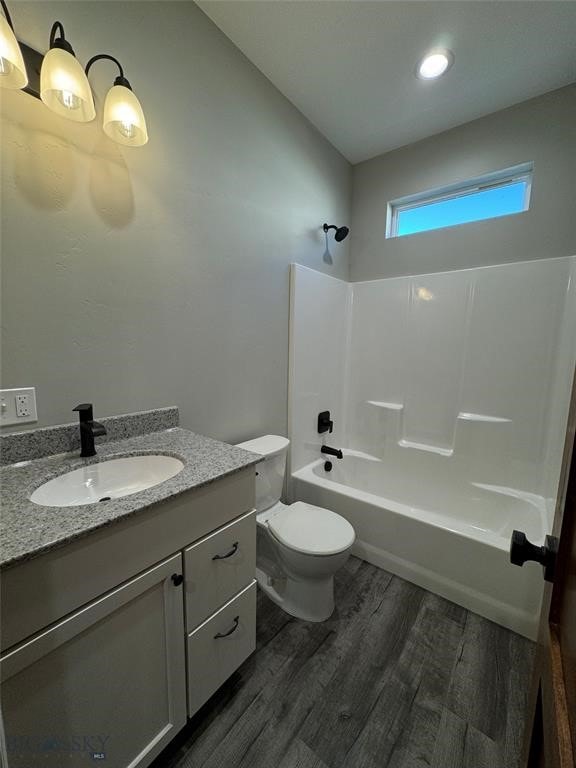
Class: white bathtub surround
289,257,576,638
288,266,352,475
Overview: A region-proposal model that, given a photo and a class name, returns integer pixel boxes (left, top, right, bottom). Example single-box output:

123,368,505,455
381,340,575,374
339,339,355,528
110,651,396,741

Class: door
512,369,576,768
0,554,187,768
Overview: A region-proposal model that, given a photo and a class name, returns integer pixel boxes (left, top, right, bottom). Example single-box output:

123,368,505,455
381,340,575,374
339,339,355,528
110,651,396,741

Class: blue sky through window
396,181,528,237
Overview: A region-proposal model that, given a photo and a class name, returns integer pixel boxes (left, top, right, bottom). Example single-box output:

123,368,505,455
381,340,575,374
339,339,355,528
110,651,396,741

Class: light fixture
40,21,95,122
416,49,454,80
85,54,148,147
1,3,148,146
0,0,27,89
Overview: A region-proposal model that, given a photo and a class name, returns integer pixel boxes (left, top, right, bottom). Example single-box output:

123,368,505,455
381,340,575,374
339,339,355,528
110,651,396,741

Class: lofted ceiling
197,1,576,164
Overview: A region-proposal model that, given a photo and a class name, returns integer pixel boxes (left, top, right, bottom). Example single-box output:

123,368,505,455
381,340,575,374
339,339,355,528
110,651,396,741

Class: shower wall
289,256,576,512
288,265,350,474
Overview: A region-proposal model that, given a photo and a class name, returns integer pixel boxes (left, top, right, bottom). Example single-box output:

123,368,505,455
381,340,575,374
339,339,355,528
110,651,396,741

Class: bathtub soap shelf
366,401,404,411
397,439,454,457
457,412,512,423
365,401,511,458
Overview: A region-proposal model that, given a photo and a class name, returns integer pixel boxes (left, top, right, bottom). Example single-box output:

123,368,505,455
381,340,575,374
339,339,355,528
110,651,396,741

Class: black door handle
510,530,558,583
214,616,240,639
171,573,184,587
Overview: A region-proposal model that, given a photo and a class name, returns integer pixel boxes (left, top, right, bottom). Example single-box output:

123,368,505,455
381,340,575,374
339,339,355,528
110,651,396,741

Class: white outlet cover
16,394,31,417
0,387,38,426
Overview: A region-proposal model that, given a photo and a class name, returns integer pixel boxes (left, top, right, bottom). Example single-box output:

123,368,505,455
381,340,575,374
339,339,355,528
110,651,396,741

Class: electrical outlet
16,393,31,417
0,388,38,426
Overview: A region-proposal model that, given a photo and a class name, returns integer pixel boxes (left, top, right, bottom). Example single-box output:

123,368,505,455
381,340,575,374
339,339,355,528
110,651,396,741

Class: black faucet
73,403,107,457
321,445,343,460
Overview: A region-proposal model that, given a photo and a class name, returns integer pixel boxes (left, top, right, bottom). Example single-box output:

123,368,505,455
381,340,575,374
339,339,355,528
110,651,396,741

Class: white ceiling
197,1,576,163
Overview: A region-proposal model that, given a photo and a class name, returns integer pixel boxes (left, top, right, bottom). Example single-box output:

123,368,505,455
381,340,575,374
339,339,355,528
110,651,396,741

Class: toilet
236,435,355,622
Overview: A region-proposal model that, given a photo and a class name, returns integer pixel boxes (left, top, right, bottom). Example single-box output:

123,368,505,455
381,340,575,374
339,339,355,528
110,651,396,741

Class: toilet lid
268,502,355,556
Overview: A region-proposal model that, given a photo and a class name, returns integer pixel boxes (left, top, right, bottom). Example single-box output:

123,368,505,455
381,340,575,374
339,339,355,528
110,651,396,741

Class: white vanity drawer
186,580,256,717
184,509,256,631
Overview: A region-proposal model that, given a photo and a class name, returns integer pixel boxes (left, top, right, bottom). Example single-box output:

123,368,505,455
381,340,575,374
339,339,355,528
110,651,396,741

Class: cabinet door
1,554,187,768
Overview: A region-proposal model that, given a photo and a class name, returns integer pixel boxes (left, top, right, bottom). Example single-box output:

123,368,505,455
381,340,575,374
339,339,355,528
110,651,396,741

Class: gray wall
350,85,576,281
0,2,351,439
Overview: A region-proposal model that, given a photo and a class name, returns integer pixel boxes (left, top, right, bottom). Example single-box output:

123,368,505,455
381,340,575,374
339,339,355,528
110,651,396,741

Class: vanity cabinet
0,467,257,768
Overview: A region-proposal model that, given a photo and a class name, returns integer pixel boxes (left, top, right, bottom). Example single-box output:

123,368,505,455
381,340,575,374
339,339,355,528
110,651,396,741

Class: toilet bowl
236,435,355,622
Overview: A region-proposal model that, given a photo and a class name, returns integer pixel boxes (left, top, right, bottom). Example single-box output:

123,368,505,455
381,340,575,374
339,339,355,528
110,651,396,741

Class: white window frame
386,162,533,239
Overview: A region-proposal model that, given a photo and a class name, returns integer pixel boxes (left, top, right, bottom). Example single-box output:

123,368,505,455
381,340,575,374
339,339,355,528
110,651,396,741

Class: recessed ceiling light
416,49,454,80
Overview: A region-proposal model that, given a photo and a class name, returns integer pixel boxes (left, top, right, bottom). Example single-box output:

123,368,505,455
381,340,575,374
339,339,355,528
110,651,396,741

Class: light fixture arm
49,20,75,55
0,0,14,31
49,21,64,47
85,53,132,90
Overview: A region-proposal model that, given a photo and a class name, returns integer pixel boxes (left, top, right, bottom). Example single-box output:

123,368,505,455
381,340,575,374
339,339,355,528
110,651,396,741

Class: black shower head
323,223,349,242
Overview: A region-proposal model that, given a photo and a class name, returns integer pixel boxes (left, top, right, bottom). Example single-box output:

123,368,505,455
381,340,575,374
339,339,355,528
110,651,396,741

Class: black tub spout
321,445,343,460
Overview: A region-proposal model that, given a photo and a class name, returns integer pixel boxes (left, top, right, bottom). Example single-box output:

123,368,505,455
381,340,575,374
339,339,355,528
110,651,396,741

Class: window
386,163,533,239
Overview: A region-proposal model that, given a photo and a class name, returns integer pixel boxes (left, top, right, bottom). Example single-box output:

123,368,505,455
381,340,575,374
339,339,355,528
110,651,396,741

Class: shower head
323,223,349,242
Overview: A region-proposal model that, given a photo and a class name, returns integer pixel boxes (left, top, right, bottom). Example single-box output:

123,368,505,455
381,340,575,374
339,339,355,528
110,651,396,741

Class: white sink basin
30,455,185,508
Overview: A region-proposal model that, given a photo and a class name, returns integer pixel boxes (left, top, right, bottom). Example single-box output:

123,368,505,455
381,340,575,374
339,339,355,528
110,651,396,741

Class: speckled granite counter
0,406,180,465
0,427,260,570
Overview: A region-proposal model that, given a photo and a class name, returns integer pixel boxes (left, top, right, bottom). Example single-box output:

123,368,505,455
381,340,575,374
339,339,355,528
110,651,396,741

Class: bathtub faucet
321,445,343,460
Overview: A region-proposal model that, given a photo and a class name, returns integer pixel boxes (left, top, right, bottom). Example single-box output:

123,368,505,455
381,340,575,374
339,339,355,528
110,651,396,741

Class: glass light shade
103,84,148,147
0,15,27,89
40,47,95,122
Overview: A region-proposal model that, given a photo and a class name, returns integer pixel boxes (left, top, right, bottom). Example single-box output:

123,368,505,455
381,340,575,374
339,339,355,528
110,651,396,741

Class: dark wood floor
153,557,535,768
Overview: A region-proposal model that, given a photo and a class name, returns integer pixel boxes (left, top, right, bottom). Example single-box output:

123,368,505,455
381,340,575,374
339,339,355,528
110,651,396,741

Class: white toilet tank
235,435,290,513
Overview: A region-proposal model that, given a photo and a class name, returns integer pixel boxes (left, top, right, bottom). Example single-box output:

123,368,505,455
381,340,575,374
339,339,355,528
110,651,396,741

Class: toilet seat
268,502,355,556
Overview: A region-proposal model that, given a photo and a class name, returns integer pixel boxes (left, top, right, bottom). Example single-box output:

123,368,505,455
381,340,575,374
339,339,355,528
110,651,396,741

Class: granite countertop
0,427,260,570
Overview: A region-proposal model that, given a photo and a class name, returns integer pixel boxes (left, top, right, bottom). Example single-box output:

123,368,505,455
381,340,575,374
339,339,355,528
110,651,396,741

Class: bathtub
291,450,549,639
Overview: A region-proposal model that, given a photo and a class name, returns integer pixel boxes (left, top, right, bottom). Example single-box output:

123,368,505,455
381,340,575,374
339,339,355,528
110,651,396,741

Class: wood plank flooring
152,557,535,768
